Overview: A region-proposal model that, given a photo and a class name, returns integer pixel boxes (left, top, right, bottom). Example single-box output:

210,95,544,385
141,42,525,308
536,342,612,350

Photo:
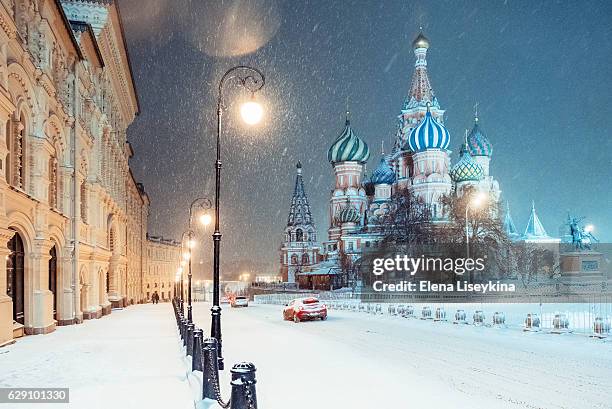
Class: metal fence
253,293,612,338
172,299,258,408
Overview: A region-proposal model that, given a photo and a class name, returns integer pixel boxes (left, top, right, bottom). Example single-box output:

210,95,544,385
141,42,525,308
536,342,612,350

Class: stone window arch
295,228,303,242
301,253,310,265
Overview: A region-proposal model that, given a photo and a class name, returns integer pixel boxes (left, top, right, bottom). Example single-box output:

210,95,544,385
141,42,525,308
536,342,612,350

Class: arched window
301,253,310,265
49,245,57,319
290,254,298,265
295,229,303,242
7,230,25,324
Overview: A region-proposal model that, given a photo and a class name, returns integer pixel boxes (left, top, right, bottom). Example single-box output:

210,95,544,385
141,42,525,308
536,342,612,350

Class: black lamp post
212,66,265,370
184,198,212,323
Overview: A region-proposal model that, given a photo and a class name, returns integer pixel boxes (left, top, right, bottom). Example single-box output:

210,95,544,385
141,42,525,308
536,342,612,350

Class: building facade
145,235,181,303
0,0,179,347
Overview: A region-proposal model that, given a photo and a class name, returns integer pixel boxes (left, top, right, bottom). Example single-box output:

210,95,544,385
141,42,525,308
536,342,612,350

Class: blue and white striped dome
336,200,360,224
328,119,370,164
450,144,484,183
467,118,492,157
370,156,395,185
407,110,451,152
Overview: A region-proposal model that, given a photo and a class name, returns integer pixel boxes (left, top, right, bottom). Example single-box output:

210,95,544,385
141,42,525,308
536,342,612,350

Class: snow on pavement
0,304,193,409
192,302,612,409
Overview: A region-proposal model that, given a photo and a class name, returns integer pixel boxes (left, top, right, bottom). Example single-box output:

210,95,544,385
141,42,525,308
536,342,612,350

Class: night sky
120,0,612,279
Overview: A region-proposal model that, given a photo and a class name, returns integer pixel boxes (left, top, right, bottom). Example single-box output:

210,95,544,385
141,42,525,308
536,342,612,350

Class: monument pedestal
560,251,603,281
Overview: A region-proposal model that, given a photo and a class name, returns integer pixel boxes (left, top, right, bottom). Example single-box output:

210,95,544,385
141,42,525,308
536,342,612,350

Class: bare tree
380,188,433,246
439,187,511,279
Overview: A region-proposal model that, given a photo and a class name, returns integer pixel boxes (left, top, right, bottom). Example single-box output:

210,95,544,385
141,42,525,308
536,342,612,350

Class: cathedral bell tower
279,162,320,283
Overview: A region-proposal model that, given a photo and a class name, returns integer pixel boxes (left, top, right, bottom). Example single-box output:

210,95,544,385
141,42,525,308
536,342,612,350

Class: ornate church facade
0,0,179,347
280,32,558,289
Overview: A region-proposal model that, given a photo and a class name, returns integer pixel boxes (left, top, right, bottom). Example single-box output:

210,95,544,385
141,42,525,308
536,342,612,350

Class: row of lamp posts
172,65,265,378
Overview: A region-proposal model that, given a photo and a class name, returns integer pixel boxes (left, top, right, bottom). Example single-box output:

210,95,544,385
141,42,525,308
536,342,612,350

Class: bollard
230,362,258,409
186,323,195,356
434,307,447,321
202,337,219,400
492,312,506,327
524,313,541,332
473,310,485,326
181,319,188,345
192,329,204,372
453,309,467,324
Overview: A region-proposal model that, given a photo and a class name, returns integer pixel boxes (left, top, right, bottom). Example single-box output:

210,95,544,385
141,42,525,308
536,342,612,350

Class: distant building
279,162,321,284
145,236,181,302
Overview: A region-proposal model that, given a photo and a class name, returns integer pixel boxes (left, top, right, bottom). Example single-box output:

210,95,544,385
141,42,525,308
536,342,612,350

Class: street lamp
177,266,184,311
465,191,488,260
185,197,213,323
212,66,265,370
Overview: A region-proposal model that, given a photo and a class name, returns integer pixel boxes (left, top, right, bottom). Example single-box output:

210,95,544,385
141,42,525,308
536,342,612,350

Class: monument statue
566,214,599,251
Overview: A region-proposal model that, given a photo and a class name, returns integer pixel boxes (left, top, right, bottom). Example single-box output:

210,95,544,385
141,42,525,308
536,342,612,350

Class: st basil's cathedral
279,32,557,289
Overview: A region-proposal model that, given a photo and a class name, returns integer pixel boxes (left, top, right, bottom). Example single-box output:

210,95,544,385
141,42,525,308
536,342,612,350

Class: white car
231,296,249,308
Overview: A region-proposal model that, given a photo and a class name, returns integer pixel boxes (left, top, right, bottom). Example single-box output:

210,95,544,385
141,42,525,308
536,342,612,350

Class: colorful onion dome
412,32,430,49
336,200,360,224
328,117,370,164
370,155,396,185
467,117,493,157
450,139,484,183
407,108,451,152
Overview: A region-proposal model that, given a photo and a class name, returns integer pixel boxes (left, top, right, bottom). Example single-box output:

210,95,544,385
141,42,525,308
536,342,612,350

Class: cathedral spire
287,161,314,227
523,201,549,239
407,31,435,106
503,202,519,239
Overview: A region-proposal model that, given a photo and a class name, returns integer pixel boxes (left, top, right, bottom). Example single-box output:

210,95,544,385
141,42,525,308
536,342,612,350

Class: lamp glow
472,192,488,208
585,224,594,233
200,213,212,226
240,100,263,125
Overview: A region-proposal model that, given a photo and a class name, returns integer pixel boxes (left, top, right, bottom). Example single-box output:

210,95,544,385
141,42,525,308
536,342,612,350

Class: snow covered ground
1,302,609,409
192,302,612,409
0,305,193,409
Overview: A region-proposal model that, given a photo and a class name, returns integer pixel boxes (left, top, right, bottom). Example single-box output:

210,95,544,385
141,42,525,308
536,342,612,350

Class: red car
283,297,327,323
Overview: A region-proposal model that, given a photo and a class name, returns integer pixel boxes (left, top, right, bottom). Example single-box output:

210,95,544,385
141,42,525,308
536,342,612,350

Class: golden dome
412,32,430,49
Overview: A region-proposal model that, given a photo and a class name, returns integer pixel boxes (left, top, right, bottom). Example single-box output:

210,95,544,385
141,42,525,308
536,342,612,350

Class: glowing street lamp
184,198,213,323
585,224,594,233
200,213,212,227
211,66,265,370
240,98,264,125
466,192,488,260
